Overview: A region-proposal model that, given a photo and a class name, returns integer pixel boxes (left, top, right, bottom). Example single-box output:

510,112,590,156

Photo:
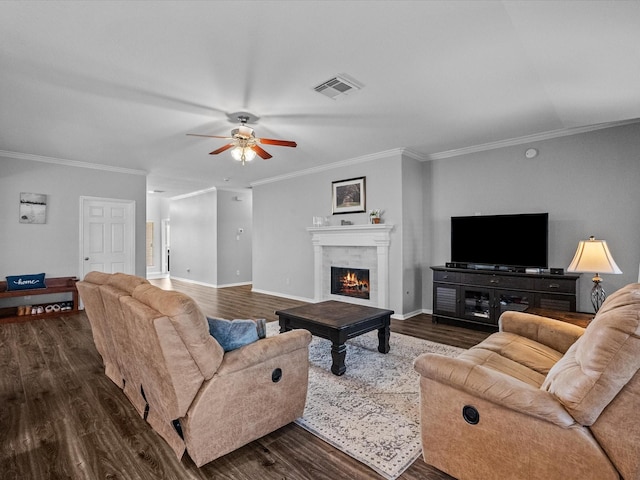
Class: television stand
431,266,579,328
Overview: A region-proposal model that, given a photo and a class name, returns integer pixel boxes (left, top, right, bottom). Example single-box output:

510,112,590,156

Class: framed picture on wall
332,176,366,214
19,192,47,224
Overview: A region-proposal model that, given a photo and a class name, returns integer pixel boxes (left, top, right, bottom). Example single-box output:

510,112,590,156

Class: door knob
84,257,90,261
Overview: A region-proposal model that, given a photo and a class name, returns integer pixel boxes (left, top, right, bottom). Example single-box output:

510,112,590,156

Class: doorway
161,218,170,275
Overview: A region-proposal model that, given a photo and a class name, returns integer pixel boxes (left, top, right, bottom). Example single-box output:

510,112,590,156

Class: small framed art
332,176,366,214
19,192,47,224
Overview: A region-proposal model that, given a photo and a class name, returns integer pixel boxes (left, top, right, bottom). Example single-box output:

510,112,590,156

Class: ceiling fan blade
209,143,234,155
187,133,232,139
258,138,297,148
252,145,272,160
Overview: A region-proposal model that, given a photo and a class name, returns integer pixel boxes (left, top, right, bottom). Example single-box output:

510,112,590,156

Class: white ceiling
2,1,639,197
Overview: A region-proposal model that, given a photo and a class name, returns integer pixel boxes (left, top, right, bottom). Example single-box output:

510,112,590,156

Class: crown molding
170,186,217,200
170,186,252,201
251,147,413,187
428,118,640,160
216,186,253,193
251,119,640,187
5,118,638,189
401,148,428,161
0,149,147,175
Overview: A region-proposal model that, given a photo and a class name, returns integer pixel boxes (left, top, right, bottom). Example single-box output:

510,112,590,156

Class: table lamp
567,236,622,312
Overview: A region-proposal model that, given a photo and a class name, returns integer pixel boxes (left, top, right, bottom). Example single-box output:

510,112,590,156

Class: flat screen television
450,213,549,270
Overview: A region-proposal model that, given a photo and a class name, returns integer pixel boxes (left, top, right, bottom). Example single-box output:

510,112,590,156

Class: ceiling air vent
314,75,362,100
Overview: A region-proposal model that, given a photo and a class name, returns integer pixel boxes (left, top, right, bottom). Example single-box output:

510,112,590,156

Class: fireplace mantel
307,224,394,246
308,224,394,308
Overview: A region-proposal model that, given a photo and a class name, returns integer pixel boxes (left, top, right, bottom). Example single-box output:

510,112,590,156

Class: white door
80,197,136,279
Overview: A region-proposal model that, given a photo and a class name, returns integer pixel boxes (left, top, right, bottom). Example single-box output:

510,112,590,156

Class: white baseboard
146,272,169,280
392,310,420,320
169,277,252,289
169,276,218,288
392,308,433,320
218,281,252,288
250,287,315,304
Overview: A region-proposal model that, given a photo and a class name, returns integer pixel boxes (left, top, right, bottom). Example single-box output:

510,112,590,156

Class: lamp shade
567,236,622,274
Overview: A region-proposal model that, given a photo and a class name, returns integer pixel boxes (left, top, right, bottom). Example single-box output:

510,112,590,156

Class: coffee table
275,300,394,376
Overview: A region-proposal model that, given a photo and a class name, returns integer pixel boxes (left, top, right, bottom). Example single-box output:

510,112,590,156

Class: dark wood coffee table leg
378,324,390,353
331,342,347,376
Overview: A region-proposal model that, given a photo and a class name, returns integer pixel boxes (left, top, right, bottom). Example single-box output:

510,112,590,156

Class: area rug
266,322,464,479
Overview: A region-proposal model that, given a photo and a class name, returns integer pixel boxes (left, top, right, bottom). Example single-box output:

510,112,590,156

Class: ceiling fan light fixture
236,124,254,138
231,146,256,164
188,110,295,163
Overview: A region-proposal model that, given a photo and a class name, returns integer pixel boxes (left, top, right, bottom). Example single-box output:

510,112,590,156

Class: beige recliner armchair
414,283,640,480
78,272,311,467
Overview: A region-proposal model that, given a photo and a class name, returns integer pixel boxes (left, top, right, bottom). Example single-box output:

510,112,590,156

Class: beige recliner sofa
77,272,311,467
414,282,640,480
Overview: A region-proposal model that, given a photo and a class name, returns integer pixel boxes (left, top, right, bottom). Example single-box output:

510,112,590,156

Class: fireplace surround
308,224,393,308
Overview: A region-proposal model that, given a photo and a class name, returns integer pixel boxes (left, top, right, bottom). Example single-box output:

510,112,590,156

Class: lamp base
591,274,606,313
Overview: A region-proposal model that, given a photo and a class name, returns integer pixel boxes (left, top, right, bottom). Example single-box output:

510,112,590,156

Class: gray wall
0,155,147,278
169,188,253,287
253,122,640,316
252,151,410,313
170,190,218,284
216,189,253,286
3,122,638,316
401,153,425,316
425,122,640,313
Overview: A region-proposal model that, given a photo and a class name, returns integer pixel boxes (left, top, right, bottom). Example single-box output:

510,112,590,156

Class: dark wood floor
0,279,490,479
148,279,491,351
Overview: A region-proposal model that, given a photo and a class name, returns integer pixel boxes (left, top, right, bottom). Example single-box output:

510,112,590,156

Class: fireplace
308,224,393,308
331,266,370,300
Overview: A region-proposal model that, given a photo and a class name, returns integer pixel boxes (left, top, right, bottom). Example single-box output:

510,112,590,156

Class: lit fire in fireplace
331,266,370,299
340,271,369,291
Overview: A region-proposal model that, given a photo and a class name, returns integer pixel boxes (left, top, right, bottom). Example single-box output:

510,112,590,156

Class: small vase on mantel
369,209,383,224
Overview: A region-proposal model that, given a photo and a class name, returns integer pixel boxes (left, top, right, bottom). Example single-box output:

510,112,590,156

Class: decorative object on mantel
332,176,366,214
369,209,383,224
19,192,47,224
313,216,332,227
567,236,622,312
340,220,353,226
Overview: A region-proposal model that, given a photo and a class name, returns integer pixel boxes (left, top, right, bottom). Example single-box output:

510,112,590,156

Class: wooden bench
0,276,79,324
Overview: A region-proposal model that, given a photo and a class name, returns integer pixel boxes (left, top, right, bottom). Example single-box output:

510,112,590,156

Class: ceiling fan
187,115,297,165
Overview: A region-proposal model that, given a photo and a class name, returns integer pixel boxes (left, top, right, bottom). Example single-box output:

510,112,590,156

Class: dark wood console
431,266,579,328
